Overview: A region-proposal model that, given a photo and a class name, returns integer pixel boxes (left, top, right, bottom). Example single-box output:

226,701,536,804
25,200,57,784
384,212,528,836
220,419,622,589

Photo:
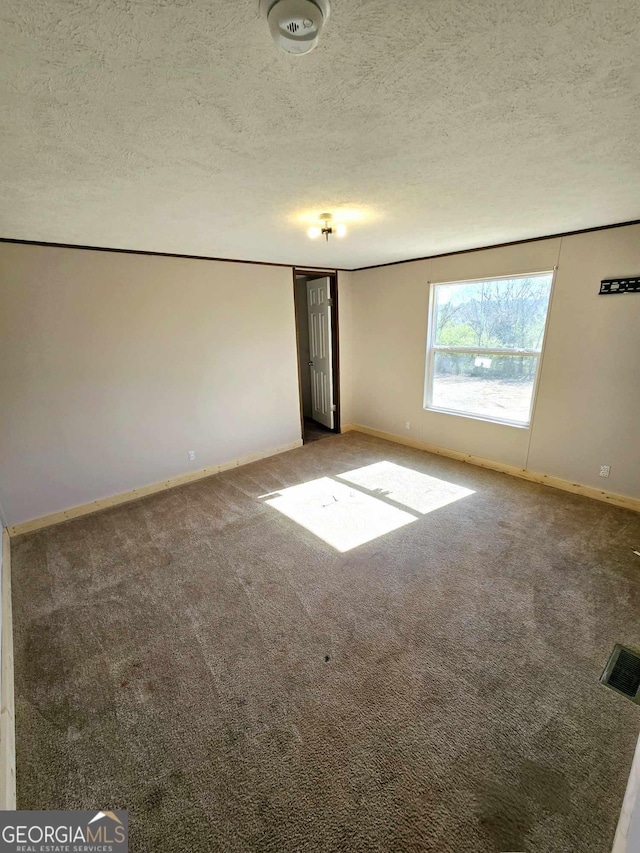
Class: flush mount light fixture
307,213,347,242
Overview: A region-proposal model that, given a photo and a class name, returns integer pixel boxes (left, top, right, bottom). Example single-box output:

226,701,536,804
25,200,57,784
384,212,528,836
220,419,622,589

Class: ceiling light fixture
307,213,346,242
260,0,330,55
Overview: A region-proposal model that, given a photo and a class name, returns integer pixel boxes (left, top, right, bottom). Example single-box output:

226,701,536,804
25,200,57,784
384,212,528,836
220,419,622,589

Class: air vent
600,644,640,703
286,20,300,32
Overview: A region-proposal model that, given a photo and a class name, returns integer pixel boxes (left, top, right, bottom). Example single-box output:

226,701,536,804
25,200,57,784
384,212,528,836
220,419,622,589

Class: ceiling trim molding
0,237,351,272
294,267,339,275
350,218,640,272
1,218,639,273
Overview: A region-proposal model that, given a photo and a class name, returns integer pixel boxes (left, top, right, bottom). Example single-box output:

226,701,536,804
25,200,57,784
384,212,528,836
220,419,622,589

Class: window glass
426,274,553,426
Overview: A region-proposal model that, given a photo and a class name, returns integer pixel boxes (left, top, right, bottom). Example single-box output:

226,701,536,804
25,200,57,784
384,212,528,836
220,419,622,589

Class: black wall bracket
599,277,640,294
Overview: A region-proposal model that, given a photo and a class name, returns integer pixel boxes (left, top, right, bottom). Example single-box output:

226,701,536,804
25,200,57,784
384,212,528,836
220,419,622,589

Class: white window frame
424,270,556,428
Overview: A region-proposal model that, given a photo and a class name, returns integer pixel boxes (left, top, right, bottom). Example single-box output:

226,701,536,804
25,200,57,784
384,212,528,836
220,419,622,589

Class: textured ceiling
1,0,639,268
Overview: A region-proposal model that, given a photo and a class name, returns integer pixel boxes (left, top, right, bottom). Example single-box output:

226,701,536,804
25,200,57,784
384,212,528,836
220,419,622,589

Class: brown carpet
11,432,640,852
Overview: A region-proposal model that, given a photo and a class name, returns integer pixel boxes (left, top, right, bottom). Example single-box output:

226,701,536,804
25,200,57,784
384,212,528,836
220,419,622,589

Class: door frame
292,267,341,437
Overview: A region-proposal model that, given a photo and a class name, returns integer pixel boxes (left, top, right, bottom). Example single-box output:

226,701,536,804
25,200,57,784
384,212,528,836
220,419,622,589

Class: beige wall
526,227,640,496
0,244,302,526
337,271,354,427
2,224,637,526
346,223,640,499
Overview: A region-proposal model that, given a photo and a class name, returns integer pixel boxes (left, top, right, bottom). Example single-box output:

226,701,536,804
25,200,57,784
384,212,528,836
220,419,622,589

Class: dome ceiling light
259,0,331,56
307,213,347,242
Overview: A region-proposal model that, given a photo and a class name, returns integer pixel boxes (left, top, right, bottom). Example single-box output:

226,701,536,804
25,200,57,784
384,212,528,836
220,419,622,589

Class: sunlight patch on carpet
261,463,474,552
261,477,416,552
337,461,475,514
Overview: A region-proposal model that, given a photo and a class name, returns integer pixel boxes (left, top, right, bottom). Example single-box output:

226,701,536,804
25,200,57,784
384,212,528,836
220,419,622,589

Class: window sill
423,405,531,430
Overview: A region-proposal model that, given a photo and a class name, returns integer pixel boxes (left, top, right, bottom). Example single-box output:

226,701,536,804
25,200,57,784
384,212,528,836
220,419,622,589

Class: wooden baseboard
0,530,16,809
613,734,640,853
8,439,303,538
341,424,640,513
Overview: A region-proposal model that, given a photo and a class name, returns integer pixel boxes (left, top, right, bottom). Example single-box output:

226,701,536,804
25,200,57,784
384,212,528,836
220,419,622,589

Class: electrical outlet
405,421,411,431
188,450,196,462
599,465,610,478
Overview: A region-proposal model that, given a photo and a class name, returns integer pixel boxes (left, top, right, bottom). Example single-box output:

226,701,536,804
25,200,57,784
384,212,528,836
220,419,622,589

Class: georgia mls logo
88,811,123,826
87,811,126,841
0,809,128,852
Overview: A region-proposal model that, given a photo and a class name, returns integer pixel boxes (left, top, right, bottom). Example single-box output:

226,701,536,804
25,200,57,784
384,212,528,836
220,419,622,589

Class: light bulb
336,223,347,237
308,226,321,239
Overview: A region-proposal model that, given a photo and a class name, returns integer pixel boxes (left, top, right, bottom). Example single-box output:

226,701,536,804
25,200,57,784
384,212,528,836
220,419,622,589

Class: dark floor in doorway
303,417,334,443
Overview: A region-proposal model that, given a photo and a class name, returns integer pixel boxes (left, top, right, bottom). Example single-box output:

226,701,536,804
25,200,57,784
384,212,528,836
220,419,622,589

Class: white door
307,277,334,429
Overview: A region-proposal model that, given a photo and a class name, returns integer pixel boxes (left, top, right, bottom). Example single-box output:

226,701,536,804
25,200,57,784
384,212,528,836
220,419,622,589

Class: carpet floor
11,432,640,852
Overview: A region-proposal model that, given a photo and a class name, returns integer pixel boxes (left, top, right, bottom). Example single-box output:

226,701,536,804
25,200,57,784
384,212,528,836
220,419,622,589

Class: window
425,272,554,426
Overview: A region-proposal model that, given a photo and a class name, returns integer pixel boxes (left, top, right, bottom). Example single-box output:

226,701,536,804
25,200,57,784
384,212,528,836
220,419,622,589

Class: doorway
293,270,340,444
